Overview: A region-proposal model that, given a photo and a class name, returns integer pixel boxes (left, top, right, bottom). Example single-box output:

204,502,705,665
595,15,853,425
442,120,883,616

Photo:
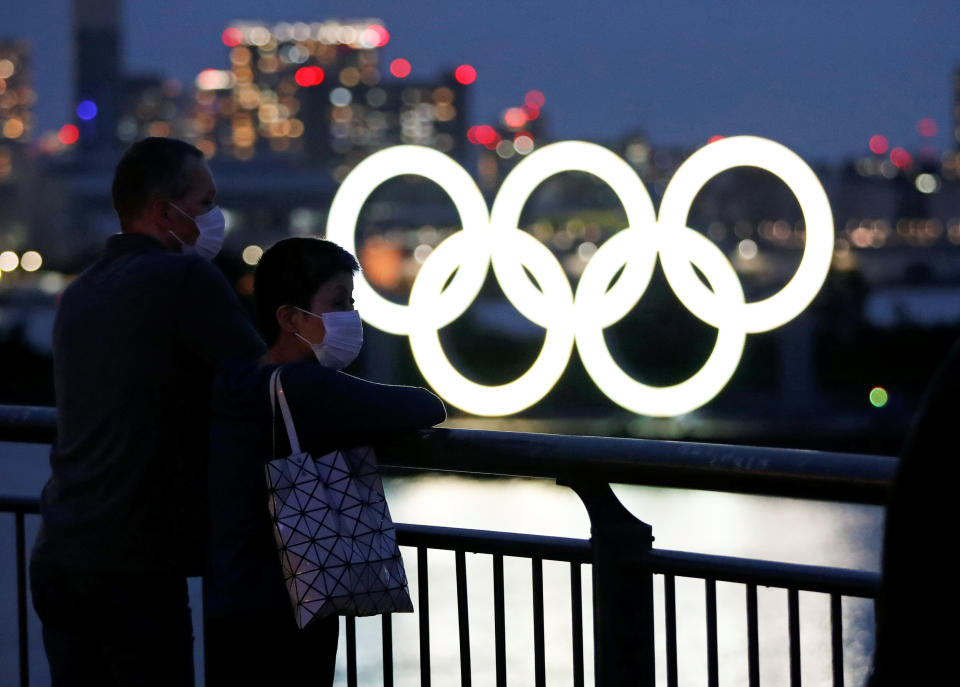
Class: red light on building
295,67,325,87
890,147,912,169
524,90,545,109
454,65,476,85
708,135,725,144
474,125,497,146
222,27,243,47
366,24,390,47
869,135,889,155
917,117,937,137
390,59,411,78
58,124,79,145
504,107,527,129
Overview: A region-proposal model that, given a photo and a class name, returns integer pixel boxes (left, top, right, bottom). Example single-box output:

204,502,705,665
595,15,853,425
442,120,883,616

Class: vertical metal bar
570,563,584,687
563,481,655,687
705,579,719,687
382,614,394,687
663,575,678,687
16,511,29,687
455,550,472,687
830,594,844,687
788,588,801,687
746,584,760,687
532,558,545,687
346,615,358,687
493,554,506,687
418,547,431,687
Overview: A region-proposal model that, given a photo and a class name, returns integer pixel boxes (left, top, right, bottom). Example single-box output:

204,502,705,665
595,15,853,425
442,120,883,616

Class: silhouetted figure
869,337,960,685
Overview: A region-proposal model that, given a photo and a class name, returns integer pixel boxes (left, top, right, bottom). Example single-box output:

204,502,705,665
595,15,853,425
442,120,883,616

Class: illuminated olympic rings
326,137,834,417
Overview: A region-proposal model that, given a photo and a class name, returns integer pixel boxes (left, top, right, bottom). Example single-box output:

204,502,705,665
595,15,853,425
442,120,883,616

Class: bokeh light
242,245,264,265
869,387,888,408
708,135,725,144
869,135,888,155
364,24,390,47
0,251,18,271
221,27,243,47
57,124,80,145
20,251,43,272
917,117,937,137
524,90,545,109
454,65,477,85
294,66,325,87
503,107,527,129
76,100,98,120
889,147,911,169
390,59,411,78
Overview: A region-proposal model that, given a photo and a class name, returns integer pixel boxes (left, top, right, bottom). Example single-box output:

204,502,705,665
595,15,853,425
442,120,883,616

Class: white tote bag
265,367,414,629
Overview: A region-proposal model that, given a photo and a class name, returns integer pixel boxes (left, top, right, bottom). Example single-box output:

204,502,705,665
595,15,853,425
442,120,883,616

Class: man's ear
147,198,172,230
276,305,299,333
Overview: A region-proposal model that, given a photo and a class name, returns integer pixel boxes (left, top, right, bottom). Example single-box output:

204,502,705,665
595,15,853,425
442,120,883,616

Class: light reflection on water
0,445,881,686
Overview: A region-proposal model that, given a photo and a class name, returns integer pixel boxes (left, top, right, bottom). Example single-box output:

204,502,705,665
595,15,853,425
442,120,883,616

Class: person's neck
265,337,312,365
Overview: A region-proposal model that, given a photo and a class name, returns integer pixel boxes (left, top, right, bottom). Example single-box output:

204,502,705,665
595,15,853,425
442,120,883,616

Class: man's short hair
111,137,204,226
254,237,361,346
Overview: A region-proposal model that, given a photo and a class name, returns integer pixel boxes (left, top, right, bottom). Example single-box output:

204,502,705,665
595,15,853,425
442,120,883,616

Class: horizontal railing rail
0,405,898,503
0,405,890,686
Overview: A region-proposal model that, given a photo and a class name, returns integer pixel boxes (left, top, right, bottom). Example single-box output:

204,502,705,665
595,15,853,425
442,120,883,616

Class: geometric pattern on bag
265,368,414,629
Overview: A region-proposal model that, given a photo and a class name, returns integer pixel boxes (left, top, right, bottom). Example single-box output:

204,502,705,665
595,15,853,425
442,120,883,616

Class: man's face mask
168,202,226,260
294,308,364,370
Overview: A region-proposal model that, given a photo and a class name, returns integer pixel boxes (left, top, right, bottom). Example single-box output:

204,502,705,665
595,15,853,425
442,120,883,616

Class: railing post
563,479,655,687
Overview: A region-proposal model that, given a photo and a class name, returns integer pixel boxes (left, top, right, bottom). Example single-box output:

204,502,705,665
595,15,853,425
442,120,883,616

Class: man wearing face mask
30,137,266,686
204,237,445,686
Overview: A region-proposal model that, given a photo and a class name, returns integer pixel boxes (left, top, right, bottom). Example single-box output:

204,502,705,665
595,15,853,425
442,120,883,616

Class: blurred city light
19,250,42,272
75,100,98,120
294,66,324,87
196,69,235,90
454,64,476,85
917,117,937,137
869,134,888,155
241,245,263,265
889,147,911,169
390,58,411,78
915,173,941,194
524,90,545,109
869,387,889,408
221,27,243,47
0,250,18,271
57,124,79,145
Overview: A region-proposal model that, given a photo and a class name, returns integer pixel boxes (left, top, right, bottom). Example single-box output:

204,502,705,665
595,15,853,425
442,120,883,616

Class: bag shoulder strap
269,366,301,455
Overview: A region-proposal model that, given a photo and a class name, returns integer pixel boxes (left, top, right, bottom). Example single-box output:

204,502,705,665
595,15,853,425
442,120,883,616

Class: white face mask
294,308,364,370
168,203,226,260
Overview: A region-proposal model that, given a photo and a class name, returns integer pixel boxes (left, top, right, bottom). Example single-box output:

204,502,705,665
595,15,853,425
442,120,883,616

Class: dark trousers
205,605,339,687
30,559,194,687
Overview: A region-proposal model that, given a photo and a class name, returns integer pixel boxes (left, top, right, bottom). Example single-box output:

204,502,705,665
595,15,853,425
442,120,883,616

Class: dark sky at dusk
2,0,959,162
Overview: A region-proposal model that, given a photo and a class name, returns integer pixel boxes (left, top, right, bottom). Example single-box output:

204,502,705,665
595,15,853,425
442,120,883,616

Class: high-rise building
0,39,33,183
184,20,468,173
73,0,122,151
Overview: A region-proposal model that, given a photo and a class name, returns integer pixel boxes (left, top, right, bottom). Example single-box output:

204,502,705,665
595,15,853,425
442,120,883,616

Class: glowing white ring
657,136,833,333
327,137,833,417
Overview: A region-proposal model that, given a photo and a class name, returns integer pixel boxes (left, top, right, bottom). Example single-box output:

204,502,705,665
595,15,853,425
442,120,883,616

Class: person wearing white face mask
205,237,445,686
31,137,265,686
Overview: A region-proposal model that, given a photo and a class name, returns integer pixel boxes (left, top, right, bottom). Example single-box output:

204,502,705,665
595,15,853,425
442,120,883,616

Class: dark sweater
205,358,445,618
32,233,266,576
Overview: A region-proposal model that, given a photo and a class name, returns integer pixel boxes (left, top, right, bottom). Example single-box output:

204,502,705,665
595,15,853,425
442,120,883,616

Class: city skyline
1,0,959,161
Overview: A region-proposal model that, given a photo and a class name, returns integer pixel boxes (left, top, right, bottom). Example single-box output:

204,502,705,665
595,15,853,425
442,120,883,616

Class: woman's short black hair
111,137,204,226
254,237,360,346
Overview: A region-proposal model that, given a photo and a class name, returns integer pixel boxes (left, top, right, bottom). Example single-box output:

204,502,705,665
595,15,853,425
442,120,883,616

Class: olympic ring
326,137,834,417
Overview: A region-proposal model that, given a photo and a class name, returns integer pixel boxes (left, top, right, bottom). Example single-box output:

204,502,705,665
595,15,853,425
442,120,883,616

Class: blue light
76,100,98,121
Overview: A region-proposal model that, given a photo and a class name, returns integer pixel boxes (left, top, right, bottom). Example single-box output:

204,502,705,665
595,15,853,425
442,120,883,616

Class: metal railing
0,405,893,687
